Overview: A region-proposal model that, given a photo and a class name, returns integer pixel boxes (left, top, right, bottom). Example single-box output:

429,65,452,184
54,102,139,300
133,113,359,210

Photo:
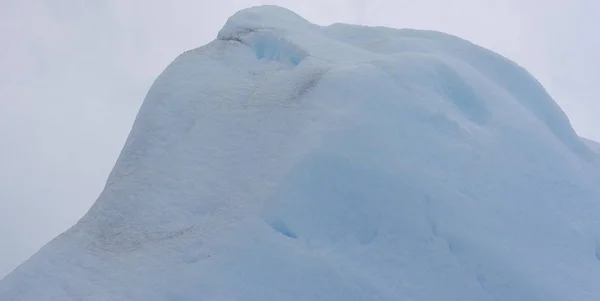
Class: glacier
2,5,600,301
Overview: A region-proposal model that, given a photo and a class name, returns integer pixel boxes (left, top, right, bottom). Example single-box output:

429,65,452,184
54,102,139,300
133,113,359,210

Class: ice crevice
219,28,308,66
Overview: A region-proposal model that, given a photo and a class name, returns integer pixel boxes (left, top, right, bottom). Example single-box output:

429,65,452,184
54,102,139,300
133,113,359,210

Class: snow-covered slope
2,5,600,301
583,137,600,155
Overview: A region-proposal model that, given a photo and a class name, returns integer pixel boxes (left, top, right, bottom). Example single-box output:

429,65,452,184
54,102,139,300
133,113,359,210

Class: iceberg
2,5,599,301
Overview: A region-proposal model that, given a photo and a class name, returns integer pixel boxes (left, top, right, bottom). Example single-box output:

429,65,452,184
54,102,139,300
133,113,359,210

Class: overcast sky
1,0,598,278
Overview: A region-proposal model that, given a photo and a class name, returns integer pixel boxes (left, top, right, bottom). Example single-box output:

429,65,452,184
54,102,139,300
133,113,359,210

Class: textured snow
2,5,600,301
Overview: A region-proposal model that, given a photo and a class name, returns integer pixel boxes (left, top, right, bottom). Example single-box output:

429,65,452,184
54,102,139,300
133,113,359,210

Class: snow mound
2,5,600,301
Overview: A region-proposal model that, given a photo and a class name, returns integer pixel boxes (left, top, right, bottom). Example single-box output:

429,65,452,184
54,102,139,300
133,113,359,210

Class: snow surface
583,137,600,155
2,5,600,301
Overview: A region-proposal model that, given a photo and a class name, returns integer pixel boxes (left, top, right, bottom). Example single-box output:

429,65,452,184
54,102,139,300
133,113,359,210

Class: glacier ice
1,5,600,301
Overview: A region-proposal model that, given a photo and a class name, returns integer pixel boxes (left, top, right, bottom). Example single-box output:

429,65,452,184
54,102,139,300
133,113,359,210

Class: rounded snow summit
1,5,599,301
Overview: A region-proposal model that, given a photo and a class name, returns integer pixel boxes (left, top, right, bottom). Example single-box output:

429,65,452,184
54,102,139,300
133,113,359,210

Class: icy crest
1,5,599,301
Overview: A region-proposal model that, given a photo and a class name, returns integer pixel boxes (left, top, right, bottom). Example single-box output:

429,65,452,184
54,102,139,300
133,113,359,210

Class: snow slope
2,5,600,301
583,137,600,155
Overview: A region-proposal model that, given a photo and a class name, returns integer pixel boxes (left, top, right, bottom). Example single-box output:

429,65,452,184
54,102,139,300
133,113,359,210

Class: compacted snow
2,5,600,301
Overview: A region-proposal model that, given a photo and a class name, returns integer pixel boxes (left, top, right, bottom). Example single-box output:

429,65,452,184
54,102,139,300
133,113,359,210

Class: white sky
0,0,598,278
